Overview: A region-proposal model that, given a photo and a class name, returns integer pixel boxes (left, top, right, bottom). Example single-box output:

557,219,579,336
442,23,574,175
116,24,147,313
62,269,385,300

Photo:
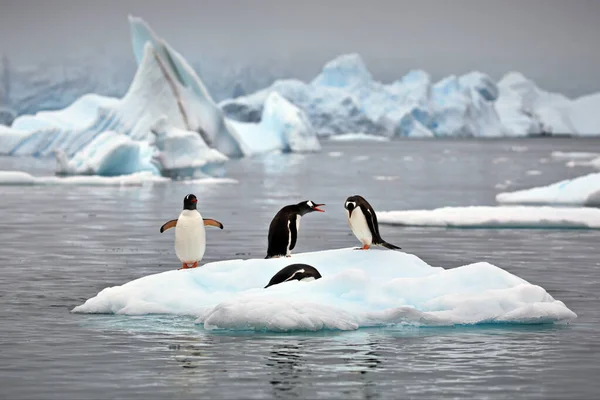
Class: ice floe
72,248,576,332
377,206,600,229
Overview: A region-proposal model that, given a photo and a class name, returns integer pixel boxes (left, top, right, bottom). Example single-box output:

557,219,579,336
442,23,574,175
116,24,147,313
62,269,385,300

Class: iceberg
0,16,320,178
221,54,503,138
496,172,600,207
222,55,600,138
228,92,320,155
377,206,600,229
72,248,576,332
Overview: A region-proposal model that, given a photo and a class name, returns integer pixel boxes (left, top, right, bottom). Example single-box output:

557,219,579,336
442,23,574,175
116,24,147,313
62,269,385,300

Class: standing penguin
344,195,401,251
159,194,224,270
266,200,325,259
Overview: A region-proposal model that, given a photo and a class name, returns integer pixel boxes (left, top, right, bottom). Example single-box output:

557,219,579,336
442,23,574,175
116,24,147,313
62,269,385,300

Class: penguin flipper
380,241,401,250
203,218,224,229
160,219,178,233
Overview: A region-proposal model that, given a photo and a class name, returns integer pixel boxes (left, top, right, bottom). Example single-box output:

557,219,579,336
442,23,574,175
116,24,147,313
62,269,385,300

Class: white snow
378,206,600,229
72,248,576,331
496,172,600,207
0,170,169,186
0,16,320,179
328,133,390,142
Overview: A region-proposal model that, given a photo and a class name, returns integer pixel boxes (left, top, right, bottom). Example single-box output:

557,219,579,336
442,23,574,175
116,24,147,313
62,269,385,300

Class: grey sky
1,0,599,96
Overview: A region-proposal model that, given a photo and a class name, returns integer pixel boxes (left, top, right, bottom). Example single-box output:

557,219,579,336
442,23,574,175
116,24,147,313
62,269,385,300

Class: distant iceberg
221,55,506,138
496,172,600,207
72,248,576,332
378,206,600,229
0,16,320,178
222,55,600,138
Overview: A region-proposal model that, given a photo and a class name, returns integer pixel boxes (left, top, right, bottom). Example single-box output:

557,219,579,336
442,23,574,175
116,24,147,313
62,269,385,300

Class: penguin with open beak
265,200,325,259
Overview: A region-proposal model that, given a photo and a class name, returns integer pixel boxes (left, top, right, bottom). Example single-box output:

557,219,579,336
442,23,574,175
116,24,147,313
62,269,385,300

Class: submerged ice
72,248,576,332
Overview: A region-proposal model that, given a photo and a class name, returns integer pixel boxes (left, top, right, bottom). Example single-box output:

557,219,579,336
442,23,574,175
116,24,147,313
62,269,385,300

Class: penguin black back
266,200,325,259
265,263,322,288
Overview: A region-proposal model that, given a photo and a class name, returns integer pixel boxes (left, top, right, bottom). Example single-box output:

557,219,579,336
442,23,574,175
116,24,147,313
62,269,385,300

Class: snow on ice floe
328,133,390,142
378,206,600,229
72,248,576,331
496,172,600,207
222,55,600,138
0,16,319,179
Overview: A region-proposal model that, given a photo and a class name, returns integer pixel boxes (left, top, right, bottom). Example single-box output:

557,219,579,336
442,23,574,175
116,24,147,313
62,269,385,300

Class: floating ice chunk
55,131,159,176
328,133,390,142
328,151,343,157
0,170,169,186
551,151,600,161
151,124,228,178
377,206,600,229
72,248,576,331
229,92,320,155
526,170,542,176
566,157,600,170
496,172,600,207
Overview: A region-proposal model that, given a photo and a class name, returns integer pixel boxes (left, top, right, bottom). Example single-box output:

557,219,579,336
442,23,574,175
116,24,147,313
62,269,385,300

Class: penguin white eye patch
345,201,356,209
307,200,314,208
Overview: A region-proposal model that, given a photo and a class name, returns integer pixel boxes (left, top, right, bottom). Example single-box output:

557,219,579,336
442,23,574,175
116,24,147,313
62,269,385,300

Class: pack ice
0,16,320,178
72,248,576,332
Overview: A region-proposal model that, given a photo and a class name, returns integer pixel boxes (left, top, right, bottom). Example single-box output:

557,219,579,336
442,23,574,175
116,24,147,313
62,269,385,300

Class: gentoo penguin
159,194,223,270
344,195,401,250
265,264,322,288
265,200,325,259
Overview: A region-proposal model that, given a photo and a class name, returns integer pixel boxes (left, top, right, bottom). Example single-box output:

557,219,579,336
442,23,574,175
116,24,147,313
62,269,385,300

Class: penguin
265,264,322,288
266,200,325,259
344,195,401,251
159,194,224,270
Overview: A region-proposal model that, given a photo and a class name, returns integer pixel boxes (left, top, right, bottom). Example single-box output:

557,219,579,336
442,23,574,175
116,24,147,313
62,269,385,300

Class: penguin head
183,194,198,210
297,200,325,215
344,196,359,217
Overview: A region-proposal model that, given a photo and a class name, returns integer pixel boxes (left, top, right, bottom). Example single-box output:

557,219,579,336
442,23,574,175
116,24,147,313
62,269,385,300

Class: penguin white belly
286,216,301,256
175,210,206,263
348,208,373,246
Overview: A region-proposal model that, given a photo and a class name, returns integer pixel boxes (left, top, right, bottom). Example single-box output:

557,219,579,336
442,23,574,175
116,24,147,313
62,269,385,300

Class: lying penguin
265,200,325,259
265,263,322,288
160,194,224,270
344,195,401,250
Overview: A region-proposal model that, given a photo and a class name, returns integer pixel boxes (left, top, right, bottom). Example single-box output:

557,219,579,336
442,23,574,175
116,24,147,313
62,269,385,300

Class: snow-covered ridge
72,248,576,332
0,16,320,179
222,57,600,138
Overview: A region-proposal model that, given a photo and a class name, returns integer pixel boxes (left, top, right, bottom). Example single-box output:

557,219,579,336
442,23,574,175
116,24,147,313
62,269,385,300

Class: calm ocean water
1,138,599,399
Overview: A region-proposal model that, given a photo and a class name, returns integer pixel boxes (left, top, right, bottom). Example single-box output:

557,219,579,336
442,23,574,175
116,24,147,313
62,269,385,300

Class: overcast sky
1,0,599,96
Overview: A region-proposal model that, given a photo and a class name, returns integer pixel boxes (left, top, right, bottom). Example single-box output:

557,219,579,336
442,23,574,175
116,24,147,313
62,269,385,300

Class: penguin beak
312,203,325,212
348,207,353,218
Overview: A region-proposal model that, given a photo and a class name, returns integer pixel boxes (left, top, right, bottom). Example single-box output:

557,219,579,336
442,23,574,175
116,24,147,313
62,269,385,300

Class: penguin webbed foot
178,261,199,270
